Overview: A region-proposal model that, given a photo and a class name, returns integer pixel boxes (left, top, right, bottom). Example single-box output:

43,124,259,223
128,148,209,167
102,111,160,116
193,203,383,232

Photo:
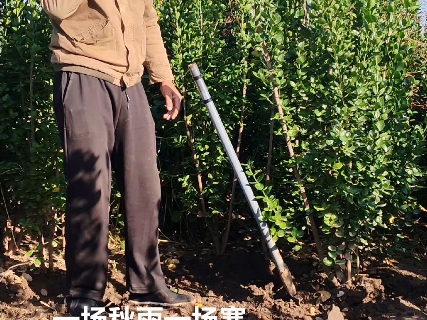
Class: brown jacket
40,0,174,87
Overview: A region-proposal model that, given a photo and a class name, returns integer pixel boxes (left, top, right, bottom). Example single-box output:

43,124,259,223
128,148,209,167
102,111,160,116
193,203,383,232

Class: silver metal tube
188,63,296,296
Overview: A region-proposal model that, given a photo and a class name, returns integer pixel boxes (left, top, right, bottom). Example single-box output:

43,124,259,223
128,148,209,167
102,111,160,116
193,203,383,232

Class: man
40,0,194,317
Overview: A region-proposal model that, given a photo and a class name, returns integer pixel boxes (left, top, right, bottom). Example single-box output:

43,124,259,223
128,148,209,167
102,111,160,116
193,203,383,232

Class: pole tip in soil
280,270,297,297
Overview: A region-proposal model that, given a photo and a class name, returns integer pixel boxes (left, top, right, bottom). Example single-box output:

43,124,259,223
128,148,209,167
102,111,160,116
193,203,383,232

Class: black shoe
65,297,99,319
129,288,195,307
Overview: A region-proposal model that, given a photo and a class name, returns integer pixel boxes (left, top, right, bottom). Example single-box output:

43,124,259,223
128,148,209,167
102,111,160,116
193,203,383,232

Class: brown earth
1,238,426,320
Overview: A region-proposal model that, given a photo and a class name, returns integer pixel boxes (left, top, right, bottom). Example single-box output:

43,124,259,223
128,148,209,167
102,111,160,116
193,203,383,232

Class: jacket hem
53,64,137,87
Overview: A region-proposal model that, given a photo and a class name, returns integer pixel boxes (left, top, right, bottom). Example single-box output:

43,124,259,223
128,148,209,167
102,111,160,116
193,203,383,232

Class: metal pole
188,63,296,297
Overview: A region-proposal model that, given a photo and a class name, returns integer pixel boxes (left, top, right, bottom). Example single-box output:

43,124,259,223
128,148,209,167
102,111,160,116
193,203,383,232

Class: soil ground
1,234,426,320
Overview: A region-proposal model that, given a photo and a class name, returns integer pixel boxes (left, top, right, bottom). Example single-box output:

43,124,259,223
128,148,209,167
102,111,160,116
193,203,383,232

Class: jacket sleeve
40,0,85,20
143,0,174,84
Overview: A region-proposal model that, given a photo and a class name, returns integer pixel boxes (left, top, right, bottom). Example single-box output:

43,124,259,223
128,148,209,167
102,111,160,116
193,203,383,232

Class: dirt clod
328,305,345,320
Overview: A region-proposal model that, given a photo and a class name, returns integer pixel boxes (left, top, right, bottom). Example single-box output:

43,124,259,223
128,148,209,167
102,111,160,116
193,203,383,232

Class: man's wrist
160,80,174,86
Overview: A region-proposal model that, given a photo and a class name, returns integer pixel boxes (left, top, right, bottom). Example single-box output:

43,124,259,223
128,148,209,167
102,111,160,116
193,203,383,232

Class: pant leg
53,71,119,301
112,82,167,294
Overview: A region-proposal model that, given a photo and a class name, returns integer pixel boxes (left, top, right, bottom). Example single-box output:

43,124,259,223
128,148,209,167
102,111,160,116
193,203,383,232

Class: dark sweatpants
53,71,166,301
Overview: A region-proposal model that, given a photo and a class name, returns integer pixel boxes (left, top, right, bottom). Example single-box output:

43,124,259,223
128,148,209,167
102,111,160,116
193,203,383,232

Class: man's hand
160,81,182,121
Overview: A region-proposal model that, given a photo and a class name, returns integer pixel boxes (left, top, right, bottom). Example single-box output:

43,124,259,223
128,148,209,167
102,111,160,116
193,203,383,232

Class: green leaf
328,251,338,259
395,60,404,72
296,229,305,238
323,257,334,267
287,236,296,243
362,8,376,23
33,258,41,267
292,245,302,252
333,162,343,170
335,229,345,238
314,205,327,211
278,221,287,229
376,120,385,131
274,31,284,43
296,54,306,65
273,13,282,23
337,244,346,251
271,227,277,236
332,219,344,228
255,183,264,191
